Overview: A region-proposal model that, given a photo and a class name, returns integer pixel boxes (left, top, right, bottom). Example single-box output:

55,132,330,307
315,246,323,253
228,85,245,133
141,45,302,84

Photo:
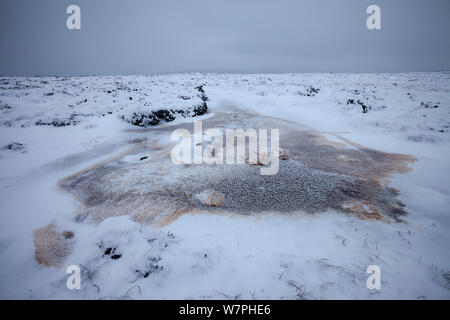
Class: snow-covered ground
0,72,449,299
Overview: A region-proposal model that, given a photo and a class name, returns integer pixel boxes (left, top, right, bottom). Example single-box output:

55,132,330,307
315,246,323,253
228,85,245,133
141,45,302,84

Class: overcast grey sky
1,0,449,76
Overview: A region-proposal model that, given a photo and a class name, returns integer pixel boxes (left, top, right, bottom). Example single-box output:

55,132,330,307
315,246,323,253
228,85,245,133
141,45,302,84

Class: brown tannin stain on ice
58,106,416,227
34,224,74,267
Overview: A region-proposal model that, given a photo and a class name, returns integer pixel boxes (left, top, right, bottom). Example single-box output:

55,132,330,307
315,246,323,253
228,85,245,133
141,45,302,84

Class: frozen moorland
0,72,449,299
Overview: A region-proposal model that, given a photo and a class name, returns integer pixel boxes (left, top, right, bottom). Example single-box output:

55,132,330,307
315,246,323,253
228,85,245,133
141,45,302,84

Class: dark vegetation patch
0,101,12,111
35,115,80,127
4,142,25,151
124,85,208,127
298,86,320,97
347,99,370,113
125,104,207,127
135,256,163,279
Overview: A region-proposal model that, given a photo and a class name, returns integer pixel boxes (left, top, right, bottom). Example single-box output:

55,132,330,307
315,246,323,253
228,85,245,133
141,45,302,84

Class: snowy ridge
0,75,208,128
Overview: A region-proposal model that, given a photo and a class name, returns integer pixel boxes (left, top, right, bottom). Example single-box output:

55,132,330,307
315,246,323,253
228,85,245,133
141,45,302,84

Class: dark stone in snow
103,247,120,259
0,103,12,110
6,142,25,151
348,99,369,113
358,100,369,113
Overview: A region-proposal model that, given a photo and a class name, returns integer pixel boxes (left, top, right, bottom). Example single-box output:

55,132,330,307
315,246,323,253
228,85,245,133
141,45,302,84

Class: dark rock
358,100,368,113
347,99,370,113
6,142,24,151
0,103,12,110
421,102,439,109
